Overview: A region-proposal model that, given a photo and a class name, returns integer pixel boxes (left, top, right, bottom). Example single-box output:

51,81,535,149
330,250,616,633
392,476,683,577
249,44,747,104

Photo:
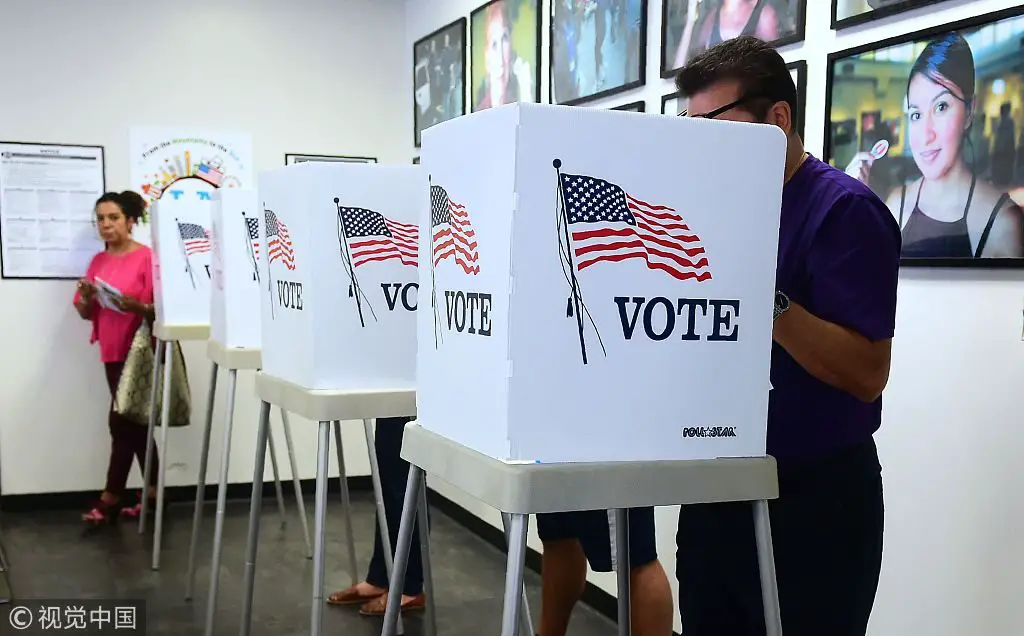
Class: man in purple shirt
673,37,900,636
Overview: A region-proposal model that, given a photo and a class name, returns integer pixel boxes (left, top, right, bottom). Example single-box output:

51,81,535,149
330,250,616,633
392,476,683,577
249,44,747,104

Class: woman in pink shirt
73,191,160,526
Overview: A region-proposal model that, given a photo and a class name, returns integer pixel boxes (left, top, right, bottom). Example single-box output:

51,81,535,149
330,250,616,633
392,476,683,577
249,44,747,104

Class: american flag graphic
265,210,296,270
245,216,260,258
339,207,419,268
177,222,212,255
430,185,480,275
196,163,224,186
558,173,711,282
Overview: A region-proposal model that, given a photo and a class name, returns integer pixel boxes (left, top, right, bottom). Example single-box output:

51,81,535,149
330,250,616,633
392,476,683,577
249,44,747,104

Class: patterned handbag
113,321,192,427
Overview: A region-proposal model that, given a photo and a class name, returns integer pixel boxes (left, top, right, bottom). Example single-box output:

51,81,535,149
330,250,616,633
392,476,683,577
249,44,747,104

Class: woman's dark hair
95,190,147,221
908,33,977,169
908,33,975,107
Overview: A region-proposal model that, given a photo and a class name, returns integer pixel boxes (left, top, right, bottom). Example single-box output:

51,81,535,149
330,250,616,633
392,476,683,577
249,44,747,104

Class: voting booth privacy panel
258,163,424,391
417,103,785,464
151,197,213,327
211,189,261,349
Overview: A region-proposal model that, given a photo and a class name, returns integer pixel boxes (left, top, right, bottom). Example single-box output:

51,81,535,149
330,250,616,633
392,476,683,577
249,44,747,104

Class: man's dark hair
675,36,799,134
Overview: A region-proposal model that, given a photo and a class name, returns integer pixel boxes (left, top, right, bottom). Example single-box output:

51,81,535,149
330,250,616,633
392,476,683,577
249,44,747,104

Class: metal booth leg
203,368,238,636
501,512,535,636
612,509,631,636
185,360,219,600
310,421,332,636
501,513,530,636
417,477,437,636
333,421,359,581
753,500,783,636
139,339,166,534
151,340,174,571
280,409,313,558
364,419,403,630
238,400,272,636
381,466,425,636
266,422,288,527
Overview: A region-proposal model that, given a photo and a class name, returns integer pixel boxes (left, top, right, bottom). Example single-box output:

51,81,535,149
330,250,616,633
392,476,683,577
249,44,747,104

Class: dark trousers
676,438,884,636
103,361,160,497
363,417,426,597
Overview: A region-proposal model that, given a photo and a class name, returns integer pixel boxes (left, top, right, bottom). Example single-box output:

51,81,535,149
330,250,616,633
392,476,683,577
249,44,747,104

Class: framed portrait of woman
470,0,541,112
661,0,807,78
413,18,467,147
825,6,1024,267
831,0,950,30
550,0,648,106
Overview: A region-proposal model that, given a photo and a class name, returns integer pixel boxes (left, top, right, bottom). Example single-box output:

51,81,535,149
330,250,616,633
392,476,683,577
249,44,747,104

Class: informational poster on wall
129,127,254,246
0,142,106,279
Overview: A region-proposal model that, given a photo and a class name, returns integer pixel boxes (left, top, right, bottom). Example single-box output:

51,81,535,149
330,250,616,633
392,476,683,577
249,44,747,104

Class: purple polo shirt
768,155,901,461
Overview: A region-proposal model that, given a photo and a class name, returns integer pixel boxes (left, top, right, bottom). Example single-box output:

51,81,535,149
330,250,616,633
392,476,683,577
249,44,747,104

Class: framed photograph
661,0,807,78
612,100,646,112
471,0,541,112
661,61,806,138
832,0,949,30
825,6,1024,267
550,0,648,106
284,154,377,165
414,18,467,147
662,91,685,116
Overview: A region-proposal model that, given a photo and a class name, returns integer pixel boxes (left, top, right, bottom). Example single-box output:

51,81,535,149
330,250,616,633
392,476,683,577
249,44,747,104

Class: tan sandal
327,584,385,606
359,593,426,616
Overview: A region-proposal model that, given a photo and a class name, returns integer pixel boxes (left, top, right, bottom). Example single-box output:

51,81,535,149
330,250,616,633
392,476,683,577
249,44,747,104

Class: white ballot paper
94,277,125,313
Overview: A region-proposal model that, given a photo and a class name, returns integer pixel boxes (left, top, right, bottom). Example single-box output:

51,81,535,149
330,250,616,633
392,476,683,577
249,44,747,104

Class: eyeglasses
678,95,760,119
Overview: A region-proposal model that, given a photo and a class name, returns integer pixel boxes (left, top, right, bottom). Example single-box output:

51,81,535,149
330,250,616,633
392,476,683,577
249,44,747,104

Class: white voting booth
382,103,787,636
237,163,433,636
142,196,214,570
182,189,315,636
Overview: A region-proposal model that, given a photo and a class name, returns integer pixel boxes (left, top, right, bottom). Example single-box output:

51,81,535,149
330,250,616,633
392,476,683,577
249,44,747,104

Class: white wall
0,0,407,495
404,1,1024,635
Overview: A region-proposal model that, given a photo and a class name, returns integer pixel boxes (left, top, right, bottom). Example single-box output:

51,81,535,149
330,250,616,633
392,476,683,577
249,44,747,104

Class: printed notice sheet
0,142,106,279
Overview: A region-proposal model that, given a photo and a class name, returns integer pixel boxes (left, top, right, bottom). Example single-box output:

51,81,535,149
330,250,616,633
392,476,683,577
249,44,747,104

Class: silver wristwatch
773,290,791,322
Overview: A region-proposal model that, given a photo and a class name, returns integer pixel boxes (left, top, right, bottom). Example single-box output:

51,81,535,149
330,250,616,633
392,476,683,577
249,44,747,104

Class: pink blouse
73,245,154,363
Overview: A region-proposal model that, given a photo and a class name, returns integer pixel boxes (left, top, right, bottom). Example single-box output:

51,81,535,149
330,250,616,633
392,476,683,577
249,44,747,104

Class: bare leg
538,539,587,636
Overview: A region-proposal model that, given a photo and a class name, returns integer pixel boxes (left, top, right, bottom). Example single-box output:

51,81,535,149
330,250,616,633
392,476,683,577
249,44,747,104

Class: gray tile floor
0,493,616,635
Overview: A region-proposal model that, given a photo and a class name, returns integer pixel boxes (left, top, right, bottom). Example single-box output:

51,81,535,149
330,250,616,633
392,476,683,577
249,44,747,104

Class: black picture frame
660,0,807,78
469,0,543,112
612,100,646,112
549,0,648,106
661,91,684,115
786,60,807,139
824,5,1024,268
0,141,107,281
831,0,949,31
413,17,468,148
284,153,377,165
